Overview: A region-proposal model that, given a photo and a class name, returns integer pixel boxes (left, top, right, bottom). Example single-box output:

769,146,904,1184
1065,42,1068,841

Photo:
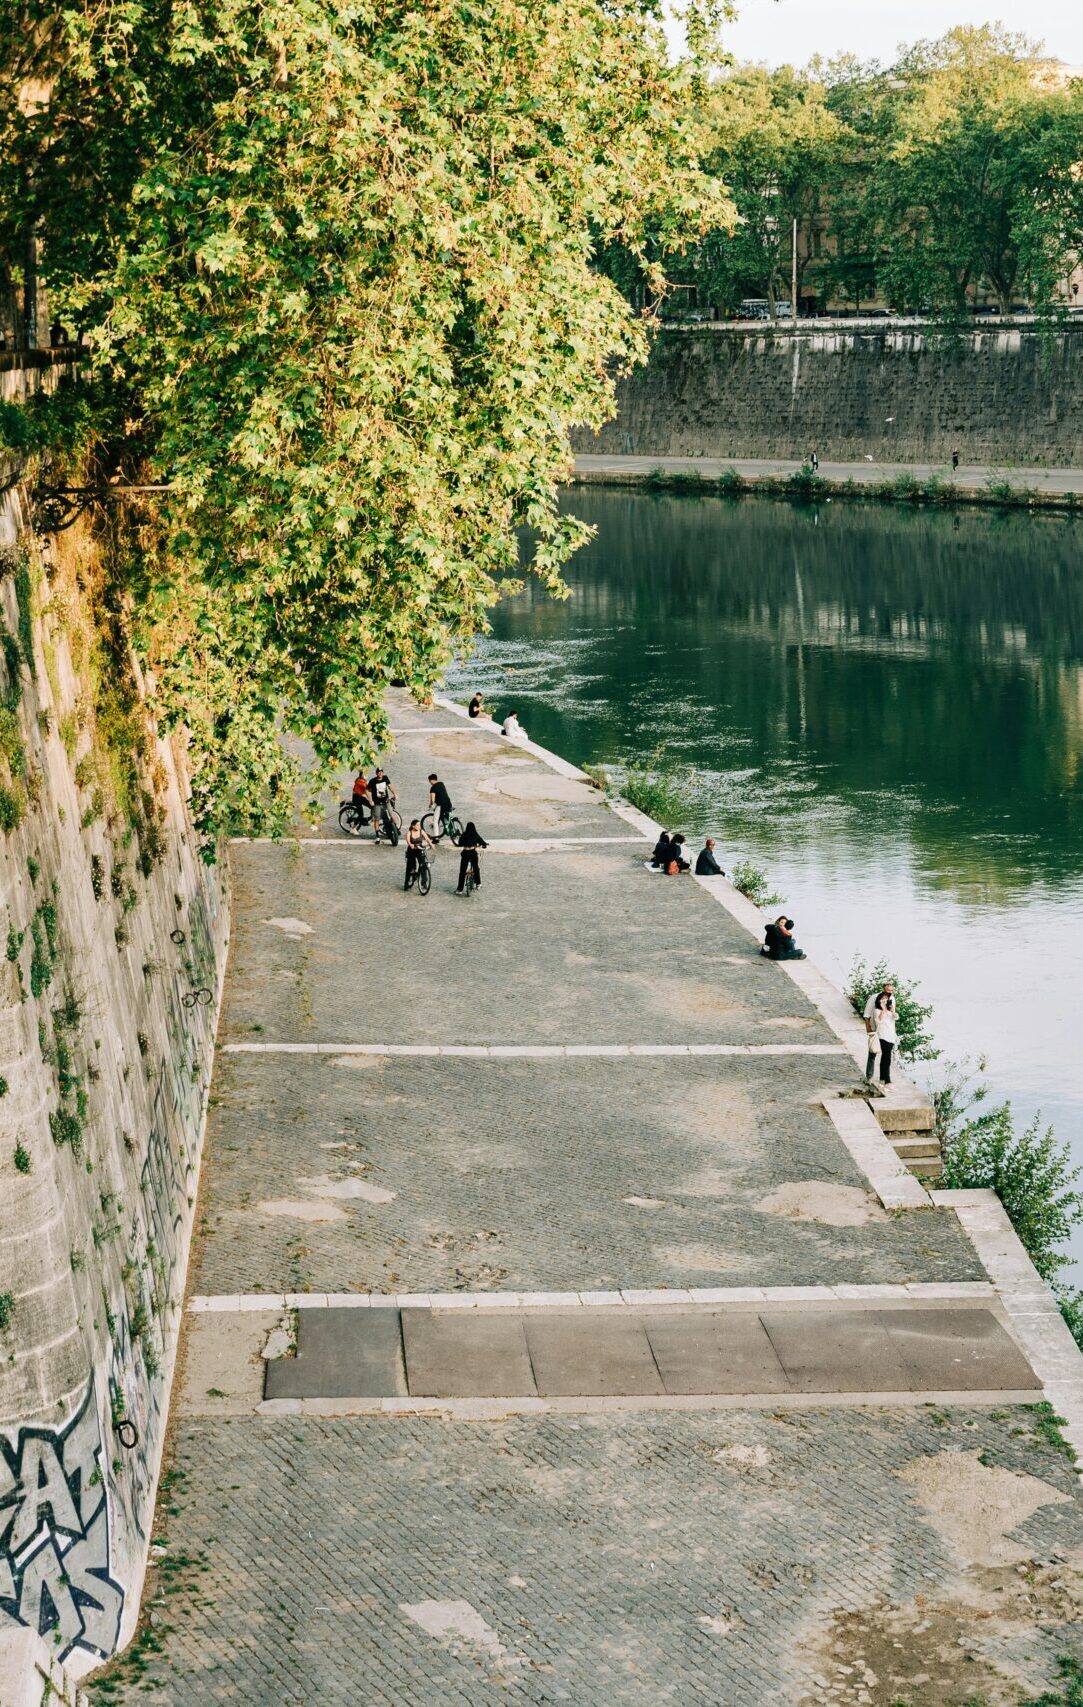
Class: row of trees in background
605,26,1083,321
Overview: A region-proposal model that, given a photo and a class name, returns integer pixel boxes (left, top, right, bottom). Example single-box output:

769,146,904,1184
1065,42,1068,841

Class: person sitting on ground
369,766,396,841
650,831,672,869
428,772,453,836
468,693,485,719
665,834,690,874
403,819,432,889
761,915,806,960
456,821,488,894
501,709,526,739
695,837,724,876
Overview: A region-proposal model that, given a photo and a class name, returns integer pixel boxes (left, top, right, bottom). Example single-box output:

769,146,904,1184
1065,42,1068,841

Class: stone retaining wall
0,482,229,1684
576,323,1083,466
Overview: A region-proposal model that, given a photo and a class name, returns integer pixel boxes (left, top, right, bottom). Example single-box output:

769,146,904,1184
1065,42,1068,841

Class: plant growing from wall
0,1292,14,1331
13,1140,31,1174
847,957,939,1063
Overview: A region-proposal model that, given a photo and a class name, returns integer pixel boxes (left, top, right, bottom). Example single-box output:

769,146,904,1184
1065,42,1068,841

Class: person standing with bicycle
404,820,433,890
370,766,396,842
456,821,488,895
428,773,454,838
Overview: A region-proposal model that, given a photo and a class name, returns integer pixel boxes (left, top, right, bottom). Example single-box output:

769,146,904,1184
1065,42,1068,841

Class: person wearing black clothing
651,832,672,869
761,915,806,960
369,767,395,841
428,773,453,835
456,822,488,894
468,694,484,719
695,838,723,876
668,834,690,873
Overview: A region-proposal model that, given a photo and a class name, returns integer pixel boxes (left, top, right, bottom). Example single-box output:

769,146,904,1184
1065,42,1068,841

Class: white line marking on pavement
229,835,647,848
188,1280,996,1313
221,1041,850,1058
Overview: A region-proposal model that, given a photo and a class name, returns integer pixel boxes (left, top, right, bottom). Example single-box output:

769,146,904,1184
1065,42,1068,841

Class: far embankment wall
575,323,1083,466
0,481,229,1684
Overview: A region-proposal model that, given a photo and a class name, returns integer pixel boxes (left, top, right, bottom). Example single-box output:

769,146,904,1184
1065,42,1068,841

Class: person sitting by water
501,709,527,739
695,838,724,876
666,834,690,874
468,693,485,719
761,915,806,960
650,831,672,869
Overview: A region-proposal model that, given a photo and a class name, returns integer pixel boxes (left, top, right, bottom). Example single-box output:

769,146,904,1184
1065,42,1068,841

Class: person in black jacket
761,916,806,960
650,831,672,869
456,822,488,894
695,838,723,876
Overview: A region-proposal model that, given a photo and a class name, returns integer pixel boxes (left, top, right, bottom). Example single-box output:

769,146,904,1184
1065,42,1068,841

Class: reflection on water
447,491,1083,1265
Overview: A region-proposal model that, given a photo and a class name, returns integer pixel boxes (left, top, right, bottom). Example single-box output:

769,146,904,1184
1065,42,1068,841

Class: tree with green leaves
0,0,731,839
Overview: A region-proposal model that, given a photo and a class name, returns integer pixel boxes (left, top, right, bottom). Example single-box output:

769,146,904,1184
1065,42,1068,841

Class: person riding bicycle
404,819,433,889
369,766,396,841
456,821,488,895
428,773,453,837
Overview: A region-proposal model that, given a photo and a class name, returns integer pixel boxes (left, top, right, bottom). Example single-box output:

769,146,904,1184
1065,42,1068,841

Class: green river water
448,488,1083,1266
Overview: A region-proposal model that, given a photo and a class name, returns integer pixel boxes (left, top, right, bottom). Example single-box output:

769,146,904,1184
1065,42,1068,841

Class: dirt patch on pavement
799,1555,1083,1707
753,1181,887,1227
898,1450,1072,1568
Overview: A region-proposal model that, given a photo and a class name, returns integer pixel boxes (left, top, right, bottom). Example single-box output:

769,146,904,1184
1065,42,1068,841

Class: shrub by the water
618,750,698,825
847,957,938,1063
730,860,782,910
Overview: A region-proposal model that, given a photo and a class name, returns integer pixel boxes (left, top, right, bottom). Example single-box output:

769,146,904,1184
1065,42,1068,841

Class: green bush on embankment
606,467,1082,515
846,958,939,1063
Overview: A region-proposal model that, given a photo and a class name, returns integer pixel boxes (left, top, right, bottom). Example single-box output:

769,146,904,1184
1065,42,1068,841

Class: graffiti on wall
0,1381,124,1661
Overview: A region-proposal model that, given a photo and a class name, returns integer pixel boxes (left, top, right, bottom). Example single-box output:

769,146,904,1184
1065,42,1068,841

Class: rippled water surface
447,489,1083,1264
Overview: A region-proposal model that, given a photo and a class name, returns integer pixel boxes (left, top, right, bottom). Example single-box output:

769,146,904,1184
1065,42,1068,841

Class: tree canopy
0,0,731,837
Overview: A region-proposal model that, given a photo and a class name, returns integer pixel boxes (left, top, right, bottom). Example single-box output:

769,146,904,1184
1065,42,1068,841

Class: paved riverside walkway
87,696,1083,1707
574,452,1083,495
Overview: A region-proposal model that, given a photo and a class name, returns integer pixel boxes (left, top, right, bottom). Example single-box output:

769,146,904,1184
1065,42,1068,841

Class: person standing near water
863,981,897,1085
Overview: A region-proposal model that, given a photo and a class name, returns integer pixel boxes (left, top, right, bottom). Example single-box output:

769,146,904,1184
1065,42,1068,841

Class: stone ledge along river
447,487,1083,1270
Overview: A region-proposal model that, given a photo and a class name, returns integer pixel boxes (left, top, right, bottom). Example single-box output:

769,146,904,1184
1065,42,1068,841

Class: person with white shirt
501,710,527,740
863,982,898,1085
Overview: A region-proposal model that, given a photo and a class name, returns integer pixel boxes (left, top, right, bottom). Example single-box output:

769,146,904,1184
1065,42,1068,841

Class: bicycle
420,809,463,845
404,844,432,895
338,798,372,836
462,863,477,898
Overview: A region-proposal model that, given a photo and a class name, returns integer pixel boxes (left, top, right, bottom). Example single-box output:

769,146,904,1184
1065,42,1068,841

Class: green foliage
5,925,22,962
847,957,938,1062
1,629,20,706
29,909,54,997
13,1140,31,1175
0,781,23,831
90,854,105,900
49,1107,84,1152
0,1292,14,1332
0,1076,7,1096
619,750,699,824
1019,1653,1083,1707
729,859,782,909
1,0,730,840
941,1100,1083,1283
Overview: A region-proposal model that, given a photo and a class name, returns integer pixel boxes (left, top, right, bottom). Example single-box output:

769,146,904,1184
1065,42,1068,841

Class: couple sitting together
650,832,725,877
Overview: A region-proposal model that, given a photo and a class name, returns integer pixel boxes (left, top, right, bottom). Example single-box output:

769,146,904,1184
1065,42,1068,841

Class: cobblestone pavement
89,1408,1083,1707
193,1052,979,1295
86,697,1083,1704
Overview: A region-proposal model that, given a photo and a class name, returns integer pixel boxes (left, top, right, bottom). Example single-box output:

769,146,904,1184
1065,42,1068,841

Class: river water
447,488,1083,1265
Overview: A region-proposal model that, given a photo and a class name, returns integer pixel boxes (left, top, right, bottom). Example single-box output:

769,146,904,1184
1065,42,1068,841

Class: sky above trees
723,2,1083,68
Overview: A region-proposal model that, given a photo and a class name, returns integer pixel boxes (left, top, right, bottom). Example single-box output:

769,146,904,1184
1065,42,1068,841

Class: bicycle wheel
463,868,476,897
418,862,431,896
420,810,437,838
446,815,463,846
389,806,402,829
385,817,400,848
338,803,363,837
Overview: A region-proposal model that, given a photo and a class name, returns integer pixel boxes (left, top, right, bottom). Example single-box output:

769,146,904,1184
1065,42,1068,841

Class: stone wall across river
576,322,1083,466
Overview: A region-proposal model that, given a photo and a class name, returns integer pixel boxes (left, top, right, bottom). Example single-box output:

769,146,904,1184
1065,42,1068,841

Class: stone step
876,1103,936,1134
892,1137,942,1159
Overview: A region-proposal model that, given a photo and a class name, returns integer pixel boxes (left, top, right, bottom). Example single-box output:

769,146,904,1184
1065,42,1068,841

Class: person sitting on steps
761,915,806,960
456,821,488,894
650,831,672,869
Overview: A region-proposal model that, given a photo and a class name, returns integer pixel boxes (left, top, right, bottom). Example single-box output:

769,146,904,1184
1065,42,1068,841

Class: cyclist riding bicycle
369,766,396,841
403,819,433,889
427,772,454,837
456,821,488,895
